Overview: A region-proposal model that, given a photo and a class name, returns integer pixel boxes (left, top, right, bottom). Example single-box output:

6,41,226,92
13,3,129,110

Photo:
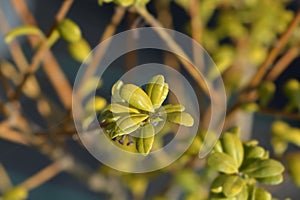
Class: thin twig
74,6,126,119
78,6,126,90
0,10,28,72
259,107,300,121
10,0,74,101
246,10,300,89
154,0,183,105
190,0,202,44
134,6,210,97
18,161,66,190
266,46,299,81
224,10,300,129
10,0,73,109
0,121,30,145
0,63,14,99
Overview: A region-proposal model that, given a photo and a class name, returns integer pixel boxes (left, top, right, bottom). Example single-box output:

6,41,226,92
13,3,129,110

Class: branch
0,121,30,145
78,6,126,90
246,10,300,89
259,107,300,121
10,0,73,109
18,159,70,190
190,0,202,44
266,46,299,81
224,10,300,129
134,6,210,97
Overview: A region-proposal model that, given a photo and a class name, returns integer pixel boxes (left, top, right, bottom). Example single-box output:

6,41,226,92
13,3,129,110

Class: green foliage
207,129,284,199
100,75,194,155
285,152,300,187
271,121,300,155
4,25,43,43
2,187,28,200
1,0,299,199
258,81,276,107
283,79,300,111
98,0,150,7
57,18,82,43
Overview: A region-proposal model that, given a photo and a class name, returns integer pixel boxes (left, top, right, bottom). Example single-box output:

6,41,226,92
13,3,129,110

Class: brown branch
55,0,74,22
246,10,300,89
78,6,126,90
190,0,202,44
0,10,28,72
259,107,300,121
10,42,48,101
10,0,73,109
0,63,14,99
74,6,125,118
224,10,300,129
0,121,30,145
18,160,66,190
189,0,205,74
134,6,210,97
266,46,299,81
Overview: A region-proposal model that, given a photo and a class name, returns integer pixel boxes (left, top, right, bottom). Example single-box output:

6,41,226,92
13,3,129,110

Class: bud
2,187,28,200
58,18,82,42
258,81,276,106
68,38,91,62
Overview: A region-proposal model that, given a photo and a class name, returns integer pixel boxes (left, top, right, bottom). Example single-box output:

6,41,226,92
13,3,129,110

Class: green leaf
235,184,248,200
241,159,284,178
166,112,194,127
221,132,244,167
120,84,153,112
223,175,245,197
114,113,149,136
111,80,124,102
244,145,266,160
213,140,223,153
207,152,239,174
2,187,28,200
249,187,272,200
211,174,228,194
285,152,300,187
98,0,113,5
146,75,169,109
136,124,155,155
107,103,140,114
163,104,185,113
256,174,283,185
115,0,135,7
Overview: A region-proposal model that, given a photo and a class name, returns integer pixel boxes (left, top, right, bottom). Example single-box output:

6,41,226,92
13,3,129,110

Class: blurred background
0,0,300,199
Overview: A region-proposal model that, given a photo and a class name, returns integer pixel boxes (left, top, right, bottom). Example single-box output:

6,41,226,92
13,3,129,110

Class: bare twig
224,10,300,129
246,10,300,89
18,160,66,190
190,0,202,44
78,6,126,90
266,47,299,81
0,11,28,72
134,6,210,97
0,121,30,145
260,107,300,121
0,164,13,191
10,0,73,109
